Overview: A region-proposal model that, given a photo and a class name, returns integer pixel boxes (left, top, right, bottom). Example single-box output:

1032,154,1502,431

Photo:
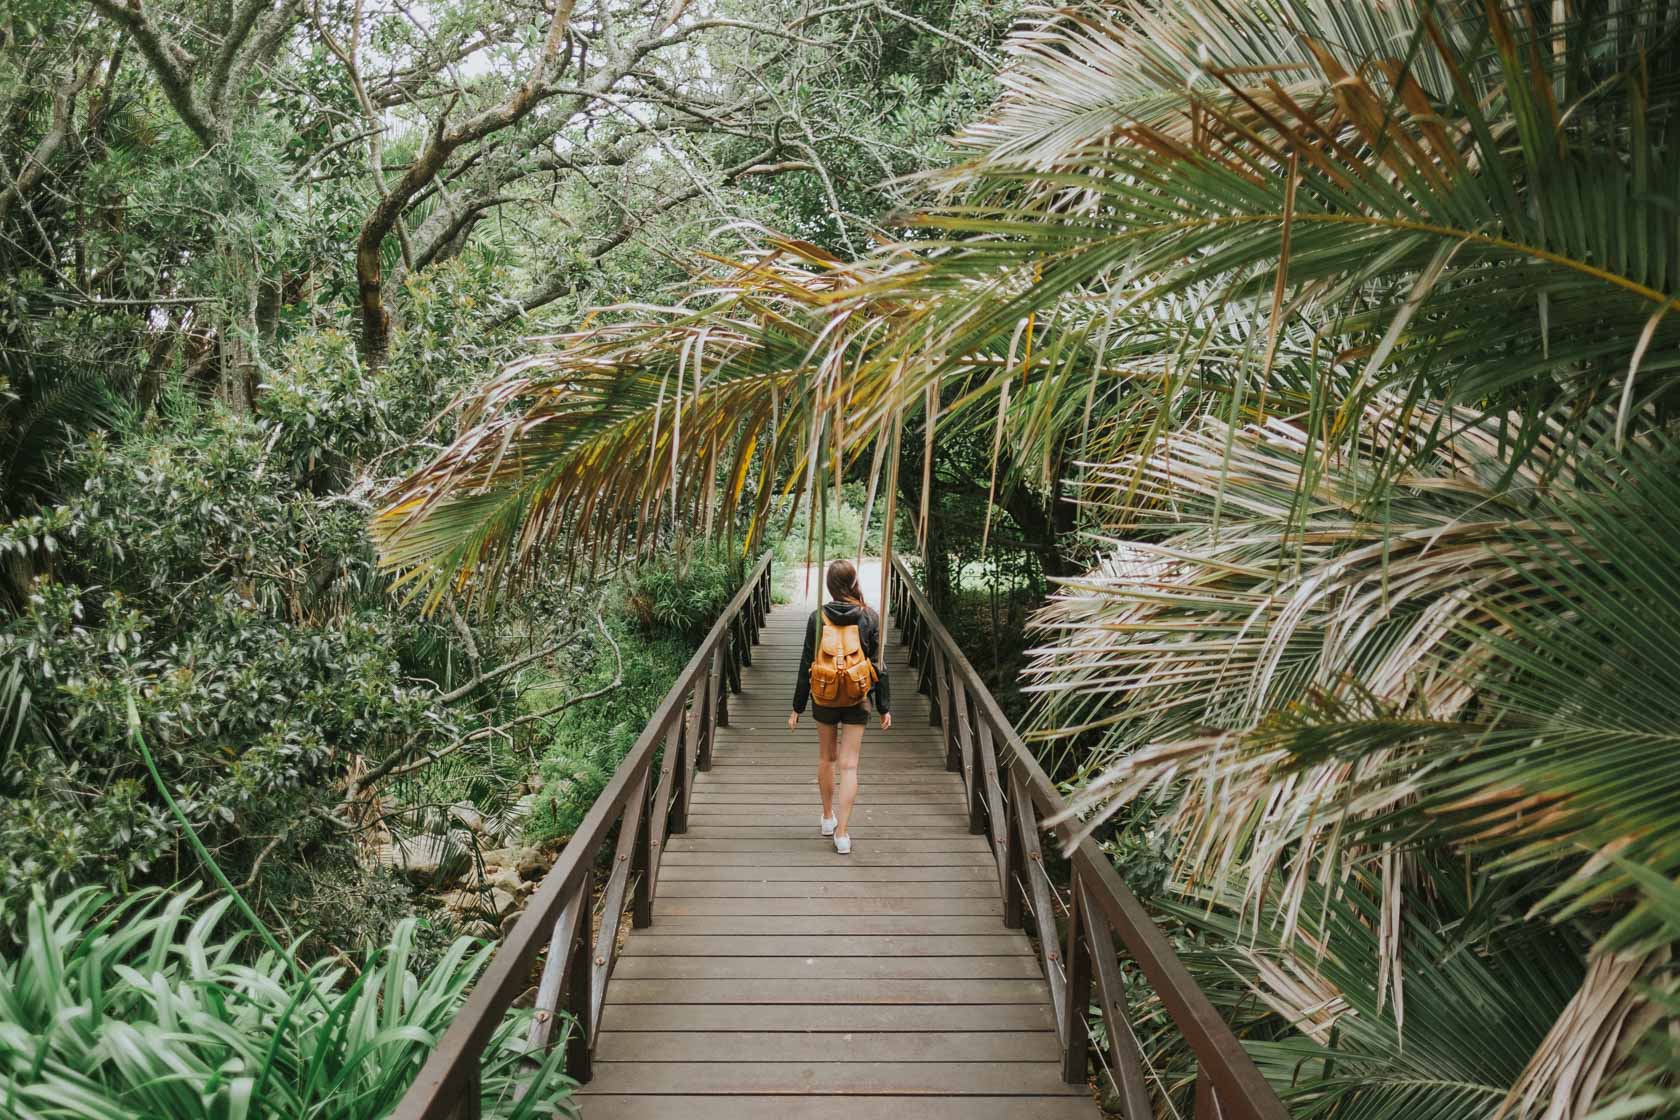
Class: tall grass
0,885,576,1119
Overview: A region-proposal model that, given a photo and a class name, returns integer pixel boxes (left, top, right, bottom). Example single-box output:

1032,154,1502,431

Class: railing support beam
1061,872,1094,1084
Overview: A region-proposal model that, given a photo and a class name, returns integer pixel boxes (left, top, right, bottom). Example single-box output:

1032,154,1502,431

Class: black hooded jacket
791,600,891,714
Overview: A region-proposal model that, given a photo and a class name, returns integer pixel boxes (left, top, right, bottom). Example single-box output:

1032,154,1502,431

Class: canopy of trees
374,2,1680,1117
4,0,1679,1117
0,2,1008,1109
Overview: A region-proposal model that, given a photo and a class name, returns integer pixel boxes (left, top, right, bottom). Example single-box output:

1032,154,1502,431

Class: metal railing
390,552,773,1120
889,554,1288,1120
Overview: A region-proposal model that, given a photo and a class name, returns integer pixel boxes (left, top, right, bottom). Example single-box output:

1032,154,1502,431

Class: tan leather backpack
809,611,877,707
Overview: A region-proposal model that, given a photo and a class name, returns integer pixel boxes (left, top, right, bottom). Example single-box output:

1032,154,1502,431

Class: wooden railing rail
391,552,773,1120
889,555,1289,1120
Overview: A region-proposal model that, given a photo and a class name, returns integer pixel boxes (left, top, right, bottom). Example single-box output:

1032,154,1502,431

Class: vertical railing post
1082,883,1152,1119
927,642,945,729
714,645,730,727
940,652,962,770
915,618,934,697
1062,871,1094,1084
734,612,753,667
454,1067,482,1120
725,621,742,694
669,704,691,835
1004,768,1026,929
696,650,716,767
753,564,767,634
563,867,594,1083
962,686,985,835
630,769,654,928
1195,1068,1226,1119
978,719,1011,904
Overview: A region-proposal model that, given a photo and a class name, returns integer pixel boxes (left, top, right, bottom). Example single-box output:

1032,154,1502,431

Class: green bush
525,550,741,844
618,546,739,642
774,483,905,563
0,411,456,914
0,885,575,1119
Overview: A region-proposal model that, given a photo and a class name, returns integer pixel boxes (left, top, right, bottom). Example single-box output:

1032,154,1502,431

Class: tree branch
364,606,623,788
87,0,219,146
354,0,580,361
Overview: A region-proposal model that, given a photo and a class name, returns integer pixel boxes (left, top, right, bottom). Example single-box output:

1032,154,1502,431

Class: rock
379,832,472,886
460,919,499,940
441,884,520,922
481,846,516,866
440,888,480,915
449,800,488,835
486,868,526,897
510,792,538,824
516,846,551,881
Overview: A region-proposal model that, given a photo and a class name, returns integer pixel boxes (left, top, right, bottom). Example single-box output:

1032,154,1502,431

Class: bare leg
833,722,864,839
816,722,838,818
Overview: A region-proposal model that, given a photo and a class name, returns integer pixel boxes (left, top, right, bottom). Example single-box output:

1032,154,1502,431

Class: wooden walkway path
392,556,1287,1120
576,602,1099,1118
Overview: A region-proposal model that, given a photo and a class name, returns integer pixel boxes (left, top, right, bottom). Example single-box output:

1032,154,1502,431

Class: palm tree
374,1,1680,1114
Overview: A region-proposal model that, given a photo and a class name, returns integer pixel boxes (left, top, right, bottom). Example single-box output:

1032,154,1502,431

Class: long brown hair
825,559,866,608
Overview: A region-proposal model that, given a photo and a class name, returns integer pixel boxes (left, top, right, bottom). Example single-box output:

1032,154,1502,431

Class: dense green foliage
0,886,573,1119
1,0,1004,1110
375,2,1680,1117
526,549,739,843
22,0,1679,1114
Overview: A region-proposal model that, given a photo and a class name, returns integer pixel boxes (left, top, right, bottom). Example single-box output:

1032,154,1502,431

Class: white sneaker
821,814,837,836
834,834,851,855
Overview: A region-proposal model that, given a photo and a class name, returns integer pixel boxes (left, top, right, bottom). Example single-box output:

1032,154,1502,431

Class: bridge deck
576,601,1100,1118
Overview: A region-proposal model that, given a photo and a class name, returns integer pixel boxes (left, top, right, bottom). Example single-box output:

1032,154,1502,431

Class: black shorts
812,704,869,726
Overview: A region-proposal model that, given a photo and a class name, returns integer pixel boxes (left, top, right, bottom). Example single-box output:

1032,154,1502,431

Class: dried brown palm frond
370,242,940,610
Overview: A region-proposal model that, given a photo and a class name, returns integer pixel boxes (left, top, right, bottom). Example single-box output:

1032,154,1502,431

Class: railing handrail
888,553,1288,1120
392,551,773,1120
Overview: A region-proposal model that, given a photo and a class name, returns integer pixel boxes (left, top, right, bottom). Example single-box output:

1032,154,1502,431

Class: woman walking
788,559,891,854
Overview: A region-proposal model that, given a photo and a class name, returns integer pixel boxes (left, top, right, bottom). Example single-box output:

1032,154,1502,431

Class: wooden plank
678,828,981,840
623,934,1032,957
658,865,994,881
638,915,1016,936
664,837,989,852
599,1002,1056,1032
656,879,998,898
594,1031,1062,1063
611,956,1040,980
577,1061,1088,1095
691,778,962,790
652,896,1003,917
682,815,972,829
605,978,1051,1005
697,770,959,784
709,760,950,770
688,792,966,804
659,851,995,867
706,751,947,761
686,806,969,820
574,1095,1094,1120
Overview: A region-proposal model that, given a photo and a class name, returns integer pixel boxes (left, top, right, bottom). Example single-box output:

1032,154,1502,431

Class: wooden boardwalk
577,602,1100,1118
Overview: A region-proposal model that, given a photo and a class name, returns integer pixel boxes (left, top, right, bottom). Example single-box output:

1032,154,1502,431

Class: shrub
618,546,739,641
0,885,576,1119
526,548,742,843
525,614,690,844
